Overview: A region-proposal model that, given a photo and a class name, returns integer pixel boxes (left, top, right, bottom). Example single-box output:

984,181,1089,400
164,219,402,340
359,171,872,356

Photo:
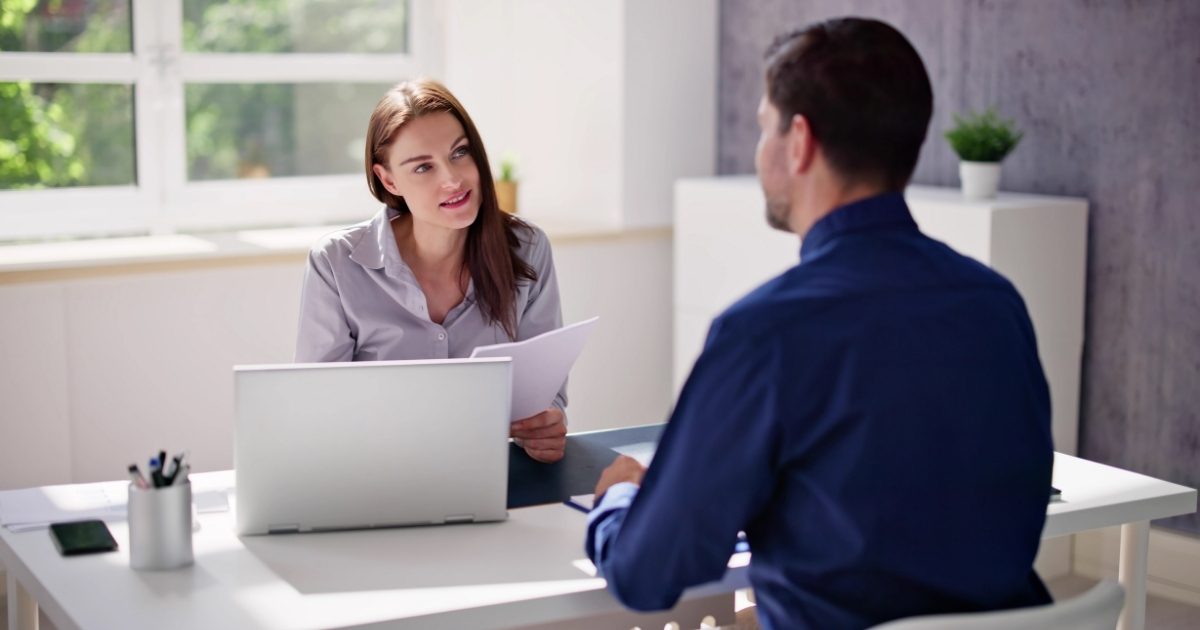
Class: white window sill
0,221,671,284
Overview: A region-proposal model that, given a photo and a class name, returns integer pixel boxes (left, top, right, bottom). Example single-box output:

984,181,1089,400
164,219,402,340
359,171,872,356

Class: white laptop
234,358,512,536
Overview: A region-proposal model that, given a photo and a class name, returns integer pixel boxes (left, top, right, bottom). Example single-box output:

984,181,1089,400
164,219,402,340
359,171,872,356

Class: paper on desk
0,481,127,532
567,494,595,512
471,316,599,422
0,481,230,532
612,441,657,467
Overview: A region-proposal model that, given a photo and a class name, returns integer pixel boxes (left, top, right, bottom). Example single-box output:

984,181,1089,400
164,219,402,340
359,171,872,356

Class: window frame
0,0,437,240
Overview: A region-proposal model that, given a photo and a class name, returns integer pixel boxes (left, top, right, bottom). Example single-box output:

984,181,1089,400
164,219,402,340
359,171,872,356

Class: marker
127,464,149,489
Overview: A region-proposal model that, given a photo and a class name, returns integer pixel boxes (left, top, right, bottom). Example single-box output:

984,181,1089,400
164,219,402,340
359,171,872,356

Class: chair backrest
869,580,1124,630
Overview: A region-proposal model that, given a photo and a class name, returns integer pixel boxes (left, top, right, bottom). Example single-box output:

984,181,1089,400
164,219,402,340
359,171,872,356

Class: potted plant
943,108,1023,199
494,152,519,214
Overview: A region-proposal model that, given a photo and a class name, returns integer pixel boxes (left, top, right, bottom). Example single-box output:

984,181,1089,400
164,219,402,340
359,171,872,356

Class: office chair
869,580,1124,630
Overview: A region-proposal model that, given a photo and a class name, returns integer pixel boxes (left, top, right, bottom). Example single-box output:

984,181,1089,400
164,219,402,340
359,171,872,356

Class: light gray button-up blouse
295,206,567,413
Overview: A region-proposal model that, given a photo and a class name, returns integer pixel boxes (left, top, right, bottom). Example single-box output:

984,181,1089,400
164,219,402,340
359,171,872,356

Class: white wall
0,283,72,489
442,0,717,229
444,0,625,227
621,0,718,228
556,233,675,431
0,234,673,489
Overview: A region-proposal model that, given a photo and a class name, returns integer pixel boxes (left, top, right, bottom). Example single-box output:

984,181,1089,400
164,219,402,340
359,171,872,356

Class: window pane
0,82,136,190
186,82,393,181
0,0,132,53
182,0,407,54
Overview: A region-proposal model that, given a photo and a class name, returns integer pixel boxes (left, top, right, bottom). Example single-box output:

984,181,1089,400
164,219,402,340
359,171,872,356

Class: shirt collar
347,206,478,302
800,192,918,259
350,206,404,276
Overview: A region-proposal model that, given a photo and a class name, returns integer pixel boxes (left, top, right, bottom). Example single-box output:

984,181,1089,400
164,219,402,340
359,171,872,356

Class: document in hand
470,316,599,422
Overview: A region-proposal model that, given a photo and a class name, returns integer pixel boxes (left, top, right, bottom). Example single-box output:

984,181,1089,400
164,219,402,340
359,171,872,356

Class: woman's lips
440,190,471,209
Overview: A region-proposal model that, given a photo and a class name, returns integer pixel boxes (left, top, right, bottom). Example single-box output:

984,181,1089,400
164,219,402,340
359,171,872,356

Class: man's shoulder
711,232,1027,343
712,266,825,342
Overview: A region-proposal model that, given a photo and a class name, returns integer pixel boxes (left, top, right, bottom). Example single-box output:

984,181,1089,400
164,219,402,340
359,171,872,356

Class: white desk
1047,453,1195,630
3,455,1194,630
1,470,739,630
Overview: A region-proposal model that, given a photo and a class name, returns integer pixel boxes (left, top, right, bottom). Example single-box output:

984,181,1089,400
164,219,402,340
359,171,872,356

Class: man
585,18,1054,630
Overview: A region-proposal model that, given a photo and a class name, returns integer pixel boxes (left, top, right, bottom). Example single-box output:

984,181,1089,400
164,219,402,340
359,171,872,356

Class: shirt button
437,332,446,340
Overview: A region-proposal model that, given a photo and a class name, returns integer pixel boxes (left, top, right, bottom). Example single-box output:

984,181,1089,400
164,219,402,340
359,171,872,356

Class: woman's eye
452,146,469,158
414,163,431,174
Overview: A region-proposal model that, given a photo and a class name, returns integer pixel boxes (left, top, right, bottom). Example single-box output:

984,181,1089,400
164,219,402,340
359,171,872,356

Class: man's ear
372,163,401,197
786,114,818,176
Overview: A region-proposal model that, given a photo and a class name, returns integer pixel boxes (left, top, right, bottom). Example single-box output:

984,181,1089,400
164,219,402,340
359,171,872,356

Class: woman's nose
442,174,463,190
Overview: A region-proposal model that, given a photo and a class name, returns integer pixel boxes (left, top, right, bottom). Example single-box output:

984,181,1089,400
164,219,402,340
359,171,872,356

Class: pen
149,456,164,488
172,464,190,486
127,464,149,489
166,451,186,484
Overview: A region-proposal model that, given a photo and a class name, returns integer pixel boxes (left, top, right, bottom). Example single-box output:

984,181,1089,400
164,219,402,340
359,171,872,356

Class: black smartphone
49,520,118,556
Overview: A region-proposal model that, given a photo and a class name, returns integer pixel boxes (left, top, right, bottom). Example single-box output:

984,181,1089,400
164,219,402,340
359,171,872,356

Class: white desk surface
1046,453,1195,538
2,455,1194,630
0,470,744,630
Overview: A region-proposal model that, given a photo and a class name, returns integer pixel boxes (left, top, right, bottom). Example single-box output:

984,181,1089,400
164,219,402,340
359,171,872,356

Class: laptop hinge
444,514,475,524
268,523,301,534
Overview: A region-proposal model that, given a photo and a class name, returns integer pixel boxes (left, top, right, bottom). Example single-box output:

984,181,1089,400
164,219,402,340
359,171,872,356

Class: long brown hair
365,78,537,340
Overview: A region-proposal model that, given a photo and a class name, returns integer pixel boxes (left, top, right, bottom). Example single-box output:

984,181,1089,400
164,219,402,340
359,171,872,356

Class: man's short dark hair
765,18,933,192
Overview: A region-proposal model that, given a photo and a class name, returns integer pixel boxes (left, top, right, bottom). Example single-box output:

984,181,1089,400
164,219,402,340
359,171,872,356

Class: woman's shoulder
306,213,380,265
508,216,553,266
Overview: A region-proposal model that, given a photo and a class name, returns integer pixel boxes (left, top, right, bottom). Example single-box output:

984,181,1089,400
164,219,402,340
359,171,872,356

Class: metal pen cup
128,481,194,570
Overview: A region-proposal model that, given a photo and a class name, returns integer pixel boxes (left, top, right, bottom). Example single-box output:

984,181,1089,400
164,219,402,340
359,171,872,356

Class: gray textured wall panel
719,0,1200,533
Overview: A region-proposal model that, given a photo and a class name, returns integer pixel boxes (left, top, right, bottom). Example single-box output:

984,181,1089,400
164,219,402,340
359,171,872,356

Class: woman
295,78,567,463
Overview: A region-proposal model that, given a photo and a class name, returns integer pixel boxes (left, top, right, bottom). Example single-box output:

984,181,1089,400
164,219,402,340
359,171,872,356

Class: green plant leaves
943,108,1024,163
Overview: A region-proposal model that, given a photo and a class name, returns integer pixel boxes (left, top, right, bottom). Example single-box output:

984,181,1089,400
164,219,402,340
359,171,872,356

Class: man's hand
595,455,647,498
511,408,567,463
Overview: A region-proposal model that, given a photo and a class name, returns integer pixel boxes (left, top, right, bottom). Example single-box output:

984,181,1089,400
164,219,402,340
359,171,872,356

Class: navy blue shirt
586,193,1054,630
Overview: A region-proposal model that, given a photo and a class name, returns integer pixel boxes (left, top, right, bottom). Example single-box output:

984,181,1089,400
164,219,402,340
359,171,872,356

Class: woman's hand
511,408,567,463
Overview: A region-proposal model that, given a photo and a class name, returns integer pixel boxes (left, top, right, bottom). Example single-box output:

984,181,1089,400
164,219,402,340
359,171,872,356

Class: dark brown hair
765,18,933,191
365,78,536,340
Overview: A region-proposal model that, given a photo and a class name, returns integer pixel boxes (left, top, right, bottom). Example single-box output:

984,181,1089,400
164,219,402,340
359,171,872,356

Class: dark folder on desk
507,424,665,509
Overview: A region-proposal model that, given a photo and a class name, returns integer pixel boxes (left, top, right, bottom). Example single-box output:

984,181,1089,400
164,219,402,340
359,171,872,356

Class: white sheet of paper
568,494,595,511
470,316,599,422
611,441,657,467
0,481,127,531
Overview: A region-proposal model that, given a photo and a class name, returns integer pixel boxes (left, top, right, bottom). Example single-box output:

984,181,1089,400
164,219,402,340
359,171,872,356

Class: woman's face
373,111,481,231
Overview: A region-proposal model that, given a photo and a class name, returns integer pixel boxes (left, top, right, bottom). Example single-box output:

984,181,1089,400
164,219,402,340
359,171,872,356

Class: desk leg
7,572,39,630
1117,520,1149,630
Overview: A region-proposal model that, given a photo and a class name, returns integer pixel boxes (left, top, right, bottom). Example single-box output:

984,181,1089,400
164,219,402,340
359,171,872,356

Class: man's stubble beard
765,197,792,233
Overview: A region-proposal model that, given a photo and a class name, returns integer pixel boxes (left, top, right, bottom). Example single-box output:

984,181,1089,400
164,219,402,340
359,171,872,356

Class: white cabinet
673,178,1088,454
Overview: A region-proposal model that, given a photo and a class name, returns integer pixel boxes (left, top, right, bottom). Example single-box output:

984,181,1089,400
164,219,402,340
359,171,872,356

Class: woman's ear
372,162,402,196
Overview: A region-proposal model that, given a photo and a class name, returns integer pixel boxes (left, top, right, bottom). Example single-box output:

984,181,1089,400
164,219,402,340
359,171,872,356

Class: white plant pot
959,161,1002,199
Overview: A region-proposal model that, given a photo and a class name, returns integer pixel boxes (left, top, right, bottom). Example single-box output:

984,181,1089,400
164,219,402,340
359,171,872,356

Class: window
0,0,438,240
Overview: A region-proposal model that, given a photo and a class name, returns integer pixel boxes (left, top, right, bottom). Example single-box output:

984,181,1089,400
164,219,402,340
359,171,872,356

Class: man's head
755,18,933,235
